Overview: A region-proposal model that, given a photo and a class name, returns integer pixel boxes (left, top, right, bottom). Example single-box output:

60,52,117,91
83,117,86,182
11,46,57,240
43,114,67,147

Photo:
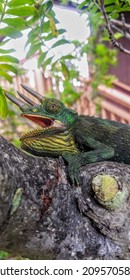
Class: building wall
109,12,130,86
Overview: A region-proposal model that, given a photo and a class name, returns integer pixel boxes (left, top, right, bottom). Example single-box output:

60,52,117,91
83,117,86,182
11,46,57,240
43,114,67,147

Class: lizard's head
4,84,78,130
21,98,78,129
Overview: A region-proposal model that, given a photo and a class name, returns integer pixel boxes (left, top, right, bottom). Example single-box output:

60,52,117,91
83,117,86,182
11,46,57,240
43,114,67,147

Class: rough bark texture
0,135,130,260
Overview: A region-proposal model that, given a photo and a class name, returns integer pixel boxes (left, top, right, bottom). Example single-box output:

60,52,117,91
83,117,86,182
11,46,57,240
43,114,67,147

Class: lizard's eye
50,104,57,110
46,101,62,113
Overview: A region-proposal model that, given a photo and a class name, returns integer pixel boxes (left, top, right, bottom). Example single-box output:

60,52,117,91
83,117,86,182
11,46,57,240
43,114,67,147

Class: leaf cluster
0,0,81,108
77,0,130,96
0,0,130,119
0,0,34,83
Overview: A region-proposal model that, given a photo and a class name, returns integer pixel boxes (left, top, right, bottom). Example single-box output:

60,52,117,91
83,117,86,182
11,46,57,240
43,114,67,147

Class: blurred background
0,0,130,146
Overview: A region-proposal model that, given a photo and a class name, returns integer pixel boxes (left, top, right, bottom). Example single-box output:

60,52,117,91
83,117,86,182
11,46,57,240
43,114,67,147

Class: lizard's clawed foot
63,153,81,185
74,186,88,214
69,168,88,214
62,153,87,213
69,172,79,186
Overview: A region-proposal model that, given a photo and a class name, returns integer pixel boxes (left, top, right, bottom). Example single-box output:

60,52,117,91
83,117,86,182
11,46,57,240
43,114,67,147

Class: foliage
0,87,8,119
0,250,10,260
0,0,82,111
77,0,130,95
0,87,30,144
0,0,130,119
0,250,29,259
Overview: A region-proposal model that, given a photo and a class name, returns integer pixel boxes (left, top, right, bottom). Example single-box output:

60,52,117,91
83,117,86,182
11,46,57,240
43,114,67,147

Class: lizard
4,84,130,185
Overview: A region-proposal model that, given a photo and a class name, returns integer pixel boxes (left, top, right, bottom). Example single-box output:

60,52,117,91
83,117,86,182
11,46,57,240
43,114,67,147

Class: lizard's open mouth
20,114,66,141
21,113,65,129
21,114,54,128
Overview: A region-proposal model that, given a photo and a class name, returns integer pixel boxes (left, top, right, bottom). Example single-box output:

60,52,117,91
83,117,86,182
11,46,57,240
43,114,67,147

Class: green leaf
6,6,37,16
26,42,41,58
38,51,48,67
0,63,18,74
25,28,38,48
0,39,10,46
115,7,130,12
26,13,39,25
105,0,117,3
78,0,89,9
61,62,70,80
45,1,53,13
0,48,15,54
0,87,8,119
58,29,66,35
0,70,12,83
87,1,95,11
0,55,19,64
0,3,3,13
24,37,36,49
10,188,23,215
62,54,74,60
41,20,50,33
0,27,22,39
43,56,54,69
8,0,35,6
49,17,59,37
25,31,40,49
43,28,65,41
51,39,69,49
114,32,123,40
38,3,45,16
43,33,53,41
40,14,45,33
3,18,27,30
0,251,10,260
105,5,116,12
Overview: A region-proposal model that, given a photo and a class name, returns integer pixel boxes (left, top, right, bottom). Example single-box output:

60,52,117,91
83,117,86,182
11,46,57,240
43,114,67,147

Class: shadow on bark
0,136,130,260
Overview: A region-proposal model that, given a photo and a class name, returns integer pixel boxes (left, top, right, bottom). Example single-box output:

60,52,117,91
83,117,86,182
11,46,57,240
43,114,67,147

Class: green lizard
4,84,130,185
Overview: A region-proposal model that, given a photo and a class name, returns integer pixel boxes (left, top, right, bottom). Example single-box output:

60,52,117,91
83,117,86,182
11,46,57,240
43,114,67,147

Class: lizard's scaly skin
5,86,130,187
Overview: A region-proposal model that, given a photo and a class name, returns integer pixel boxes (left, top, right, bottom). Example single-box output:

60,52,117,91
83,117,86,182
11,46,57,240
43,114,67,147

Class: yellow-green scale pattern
20,127,79,157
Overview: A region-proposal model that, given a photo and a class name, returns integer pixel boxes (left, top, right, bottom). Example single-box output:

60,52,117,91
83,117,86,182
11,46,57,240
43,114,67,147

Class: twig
111,23,130,41
100,0,130,55
111,18,130,31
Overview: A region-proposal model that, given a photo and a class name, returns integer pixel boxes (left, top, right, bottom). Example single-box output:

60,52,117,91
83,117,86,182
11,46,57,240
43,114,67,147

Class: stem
0,0,8,22
100,0,130,55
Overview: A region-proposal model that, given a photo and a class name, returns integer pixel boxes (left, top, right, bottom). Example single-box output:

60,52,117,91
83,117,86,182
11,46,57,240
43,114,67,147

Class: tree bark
0,135,130,260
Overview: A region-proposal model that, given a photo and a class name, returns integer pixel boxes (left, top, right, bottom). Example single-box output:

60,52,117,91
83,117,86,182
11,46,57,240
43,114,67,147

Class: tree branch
111,23,130,41
111,18,130,32
100,0,130,54
0,136,130,259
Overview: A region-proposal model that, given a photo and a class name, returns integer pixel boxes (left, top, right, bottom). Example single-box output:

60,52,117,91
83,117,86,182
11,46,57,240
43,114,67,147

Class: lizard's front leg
75,133,115,164
62,152,81,185
63,137,115,185
62,152,90,213
63,140,115,213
